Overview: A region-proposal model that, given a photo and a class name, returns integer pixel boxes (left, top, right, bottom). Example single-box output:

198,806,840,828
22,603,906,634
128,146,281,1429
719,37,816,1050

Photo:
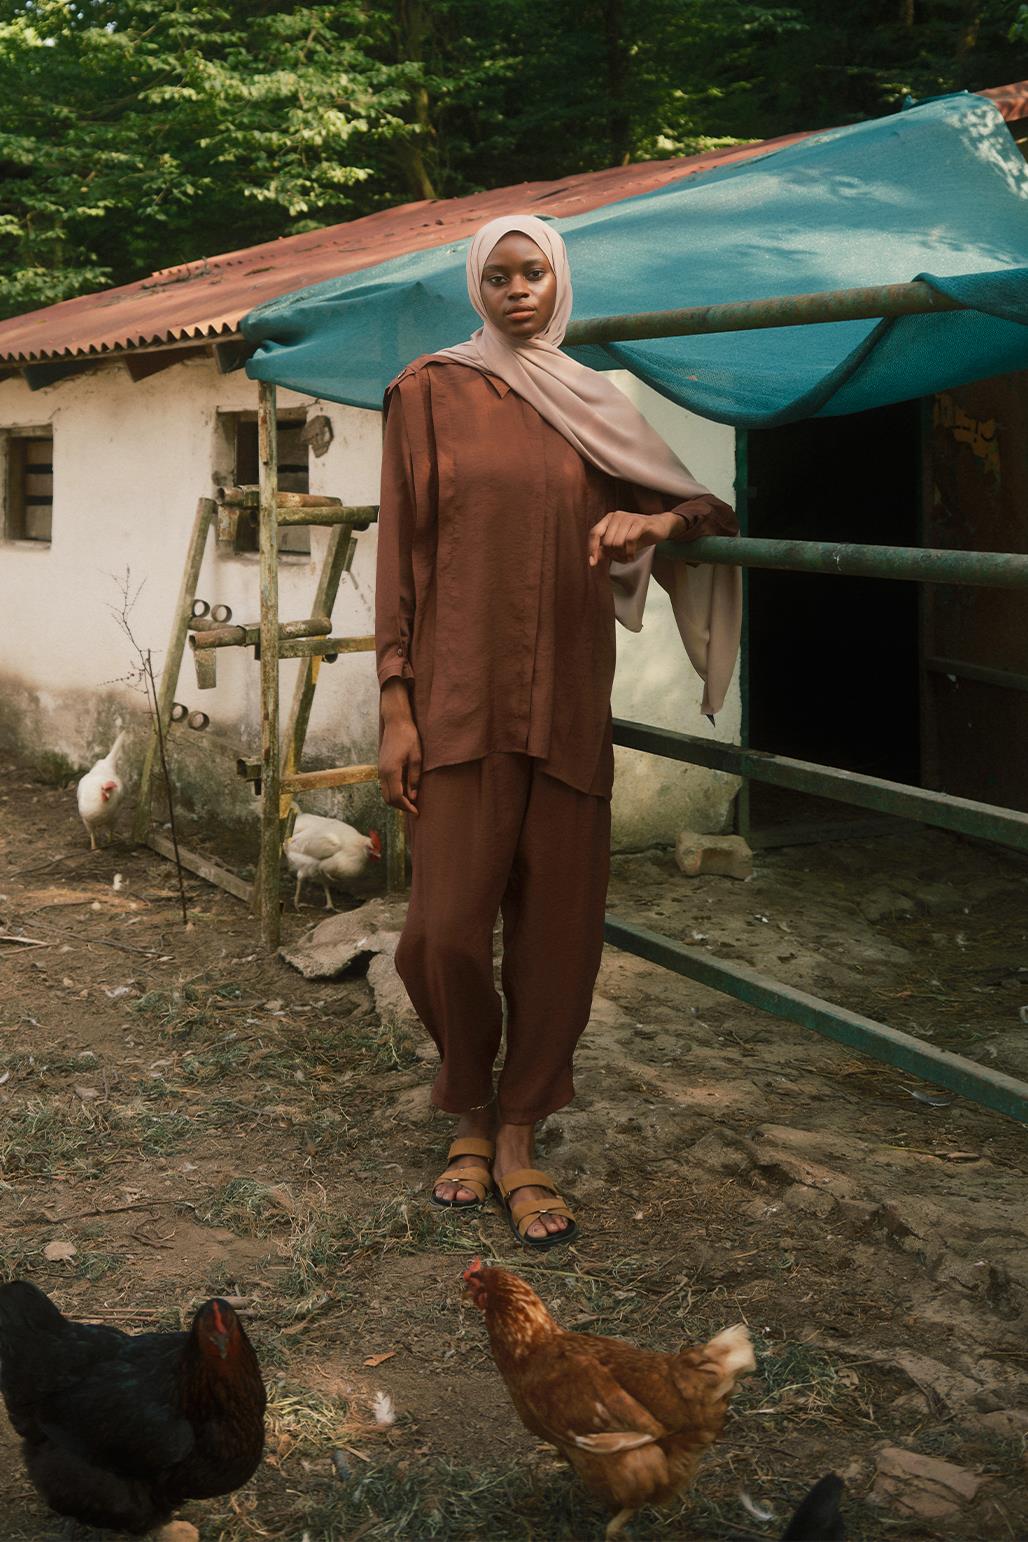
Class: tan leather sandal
495,1167,579,1250
430,1137,495,1210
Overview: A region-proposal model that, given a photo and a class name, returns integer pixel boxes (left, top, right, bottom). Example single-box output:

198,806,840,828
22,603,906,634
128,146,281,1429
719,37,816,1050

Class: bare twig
4,854,74,880
0,933,50,947
107,569,189,926
142,647,188,926
24,919,157,956
15,1199,199,1228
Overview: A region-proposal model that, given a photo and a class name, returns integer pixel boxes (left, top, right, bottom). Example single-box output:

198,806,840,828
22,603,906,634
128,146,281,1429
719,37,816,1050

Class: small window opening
225,412,311,557
6,430,53,543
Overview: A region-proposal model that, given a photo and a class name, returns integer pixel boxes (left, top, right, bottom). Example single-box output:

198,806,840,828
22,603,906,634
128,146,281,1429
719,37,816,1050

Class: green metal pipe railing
564,279,963,346
655,535,1028,589
612,719,1028,853
585,265,1028,1121
603,918,1028,1125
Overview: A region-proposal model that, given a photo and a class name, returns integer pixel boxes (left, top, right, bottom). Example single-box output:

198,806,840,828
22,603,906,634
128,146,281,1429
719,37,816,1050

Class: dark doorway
744,402,921,835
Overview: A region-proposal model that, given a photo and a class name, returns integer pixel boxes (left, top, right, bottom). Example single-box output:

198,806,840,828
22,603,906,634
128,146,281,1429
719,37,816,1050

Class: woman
376,214,740,1249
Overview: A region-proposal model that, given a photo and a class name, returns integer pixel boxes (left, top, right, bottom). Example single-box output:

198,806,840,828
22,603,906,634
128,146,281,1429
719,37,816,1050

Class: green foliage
0,0,416,315
0,0,1023,321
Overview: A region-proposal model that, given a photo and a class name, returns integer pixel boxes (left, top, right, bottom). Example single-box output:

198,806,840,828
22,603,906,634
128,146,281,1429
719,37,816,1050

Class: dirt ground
0,752,1026,1542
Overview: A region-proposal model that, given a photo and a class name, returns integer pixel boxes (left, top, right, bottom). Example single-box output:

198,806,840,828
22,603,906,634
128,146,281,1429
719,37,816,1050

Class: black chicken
0,1280,266,1534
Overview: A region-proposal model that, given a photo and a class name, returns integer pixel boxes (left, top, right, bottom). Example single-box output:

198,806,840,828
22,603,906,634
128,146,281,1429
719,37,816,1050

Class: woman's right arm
376,380,423,816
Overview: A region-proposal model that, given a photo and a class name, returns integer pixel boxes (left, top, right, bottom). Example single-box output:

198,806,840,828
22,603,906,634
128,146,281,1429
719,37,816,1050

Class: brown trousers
394,753,611,1124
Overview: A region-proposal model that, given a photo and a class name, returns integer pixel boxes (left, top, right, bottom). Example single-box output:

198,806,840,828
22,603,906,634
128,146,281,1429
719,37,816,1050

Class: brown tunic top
375,358,737,799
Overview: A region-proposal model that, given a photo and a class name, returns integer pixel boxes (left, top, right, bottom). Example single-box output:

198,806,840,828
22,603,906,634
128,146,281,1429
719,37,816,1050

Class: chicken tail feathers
572,1430,659,1453
106,730,127,770
695,1323,756,1400
0,1280,64,1337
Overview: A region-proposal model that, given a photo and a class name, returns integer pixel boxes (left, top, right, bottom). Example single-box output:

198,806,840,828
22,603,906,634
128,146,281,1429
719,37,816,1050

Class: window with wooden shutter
6,430,53,543
222,411,311,557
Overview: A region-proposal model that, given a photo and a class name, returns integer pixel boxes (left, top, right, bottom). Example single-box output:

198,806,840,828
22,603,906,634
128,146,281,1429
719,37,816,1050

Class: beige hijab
435,213,741,717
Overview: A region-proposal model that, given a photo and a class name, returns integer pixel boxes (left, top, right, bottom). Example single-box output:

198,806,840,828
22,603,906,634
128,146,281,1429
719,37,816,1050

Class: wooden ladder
132,381,404,946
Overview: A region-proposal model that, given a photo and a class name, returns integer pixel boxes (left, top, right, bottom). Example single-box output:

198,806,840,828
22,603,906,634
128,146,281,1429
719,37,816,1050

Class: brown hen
464,1259,755,1538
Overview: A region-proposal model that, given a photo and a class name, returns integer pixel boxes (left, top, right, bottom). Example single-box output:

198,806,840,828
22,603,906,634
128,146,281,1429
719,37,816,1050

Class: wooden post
132,497,216,842
277,635,375,659
281,763,379,793
281,524,352,799
257,382,281,946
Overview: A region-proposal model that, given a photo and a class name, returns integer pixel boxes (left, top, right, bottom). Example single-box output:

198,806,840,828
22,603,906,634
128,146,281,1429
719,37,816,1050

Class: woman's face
479,233,557,341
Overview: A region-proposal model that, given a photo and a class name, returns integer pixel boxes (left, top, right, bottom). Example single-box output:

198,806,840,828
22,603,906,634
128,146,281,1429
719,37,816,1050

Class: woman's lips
506,309,535,320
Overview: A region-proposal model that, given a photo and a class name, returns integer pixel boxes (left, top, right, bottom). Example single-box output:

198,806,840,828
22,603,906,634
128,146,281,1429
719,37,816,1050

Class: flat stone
748,1128,862,1200
367,949,419,1037
976,1407,1028,1439
782,1183,835,1217
279,899,404,979
891,1353,986,1412
675,831,752,880
871,1444,986,1520
833,1197,880,1231
756,1148,862,1201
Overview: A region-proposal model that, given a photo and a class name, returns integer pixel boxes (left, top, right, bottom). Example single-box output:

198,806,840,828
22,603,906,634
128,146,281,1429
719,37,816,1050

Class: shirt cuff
377,654,415,688
666,494,739,541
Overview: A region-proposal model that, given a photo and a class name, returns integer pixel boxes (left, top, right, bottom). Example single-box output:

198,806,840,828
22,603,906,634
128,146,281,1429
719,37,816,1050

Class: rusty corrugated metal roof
0,82,1021,368
0,133,818,366
983,78,1028,121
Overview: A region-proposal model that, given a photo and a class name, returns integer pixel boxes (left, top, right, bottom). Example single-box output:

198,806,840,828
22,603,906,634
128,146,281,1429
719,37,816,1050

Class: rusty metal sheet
982,79,1028,122
0,80,1018,370
0,131,828,366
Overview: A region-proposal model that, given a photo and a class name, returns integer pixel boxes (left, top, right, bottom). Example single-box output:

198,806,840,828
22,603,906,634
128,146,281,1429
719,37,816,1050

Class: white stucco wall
0,355,739,844
607,372,742,843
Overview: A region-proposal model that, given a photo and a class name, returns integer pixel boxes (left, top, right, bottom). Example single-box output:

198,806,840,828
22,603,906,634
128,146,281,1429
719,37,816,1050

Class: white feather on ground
739,1490,775,1523
371,1391,396,1427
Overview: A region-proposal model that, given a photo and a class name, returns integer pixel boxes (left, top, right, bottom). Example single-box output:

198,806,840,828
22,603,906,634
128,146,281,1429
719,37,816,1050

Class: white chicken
284,812,382,910
76,730,127,850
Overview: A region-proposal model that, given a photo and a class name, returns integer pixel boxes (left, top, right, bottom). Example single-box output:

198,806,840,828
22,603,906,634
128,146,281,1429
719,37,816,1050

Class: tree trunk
954,2,981,59
605,0,631,166
394,0,437,201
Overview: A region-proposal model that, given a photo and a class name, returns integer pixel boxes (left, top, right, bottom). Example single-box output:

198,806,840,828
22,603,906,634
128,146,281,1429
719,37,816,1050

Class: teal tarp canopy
243,94,1028,428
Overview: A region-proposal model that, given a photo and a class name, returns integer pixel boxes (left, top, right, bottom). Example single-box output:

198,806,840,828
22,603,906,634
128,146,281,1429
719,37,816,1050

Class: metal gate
562,282,1028,1126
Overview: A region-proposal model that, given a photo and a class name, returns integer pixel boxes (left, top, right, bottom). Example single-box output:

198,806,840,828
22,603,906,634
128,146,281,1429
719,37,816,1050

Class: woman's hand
588,509,680,567
378,680,422,816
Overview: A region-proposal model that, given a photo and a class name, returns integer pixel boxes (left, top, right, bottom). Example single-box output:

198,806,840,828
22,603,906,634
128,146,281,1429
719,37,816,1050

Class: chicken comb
462,1257,483,1281
369,829,382,854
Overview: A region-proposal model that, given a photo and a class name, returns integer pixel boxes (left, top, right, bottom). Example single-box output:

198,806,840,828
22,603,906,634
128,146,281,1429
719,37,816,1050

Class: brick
675,831,753,880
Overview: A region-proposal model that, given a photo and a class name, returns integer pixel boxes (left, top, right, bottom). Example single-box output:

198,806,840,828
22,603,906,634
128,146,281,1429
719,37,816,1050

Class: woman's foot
433,1107,496,1205
493,1121,571,1241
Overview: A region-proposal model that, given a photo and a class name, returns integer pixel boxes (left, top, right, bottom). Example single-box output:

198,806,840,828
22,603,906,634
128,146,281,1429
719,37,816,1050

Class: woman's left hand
588,510,678,567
